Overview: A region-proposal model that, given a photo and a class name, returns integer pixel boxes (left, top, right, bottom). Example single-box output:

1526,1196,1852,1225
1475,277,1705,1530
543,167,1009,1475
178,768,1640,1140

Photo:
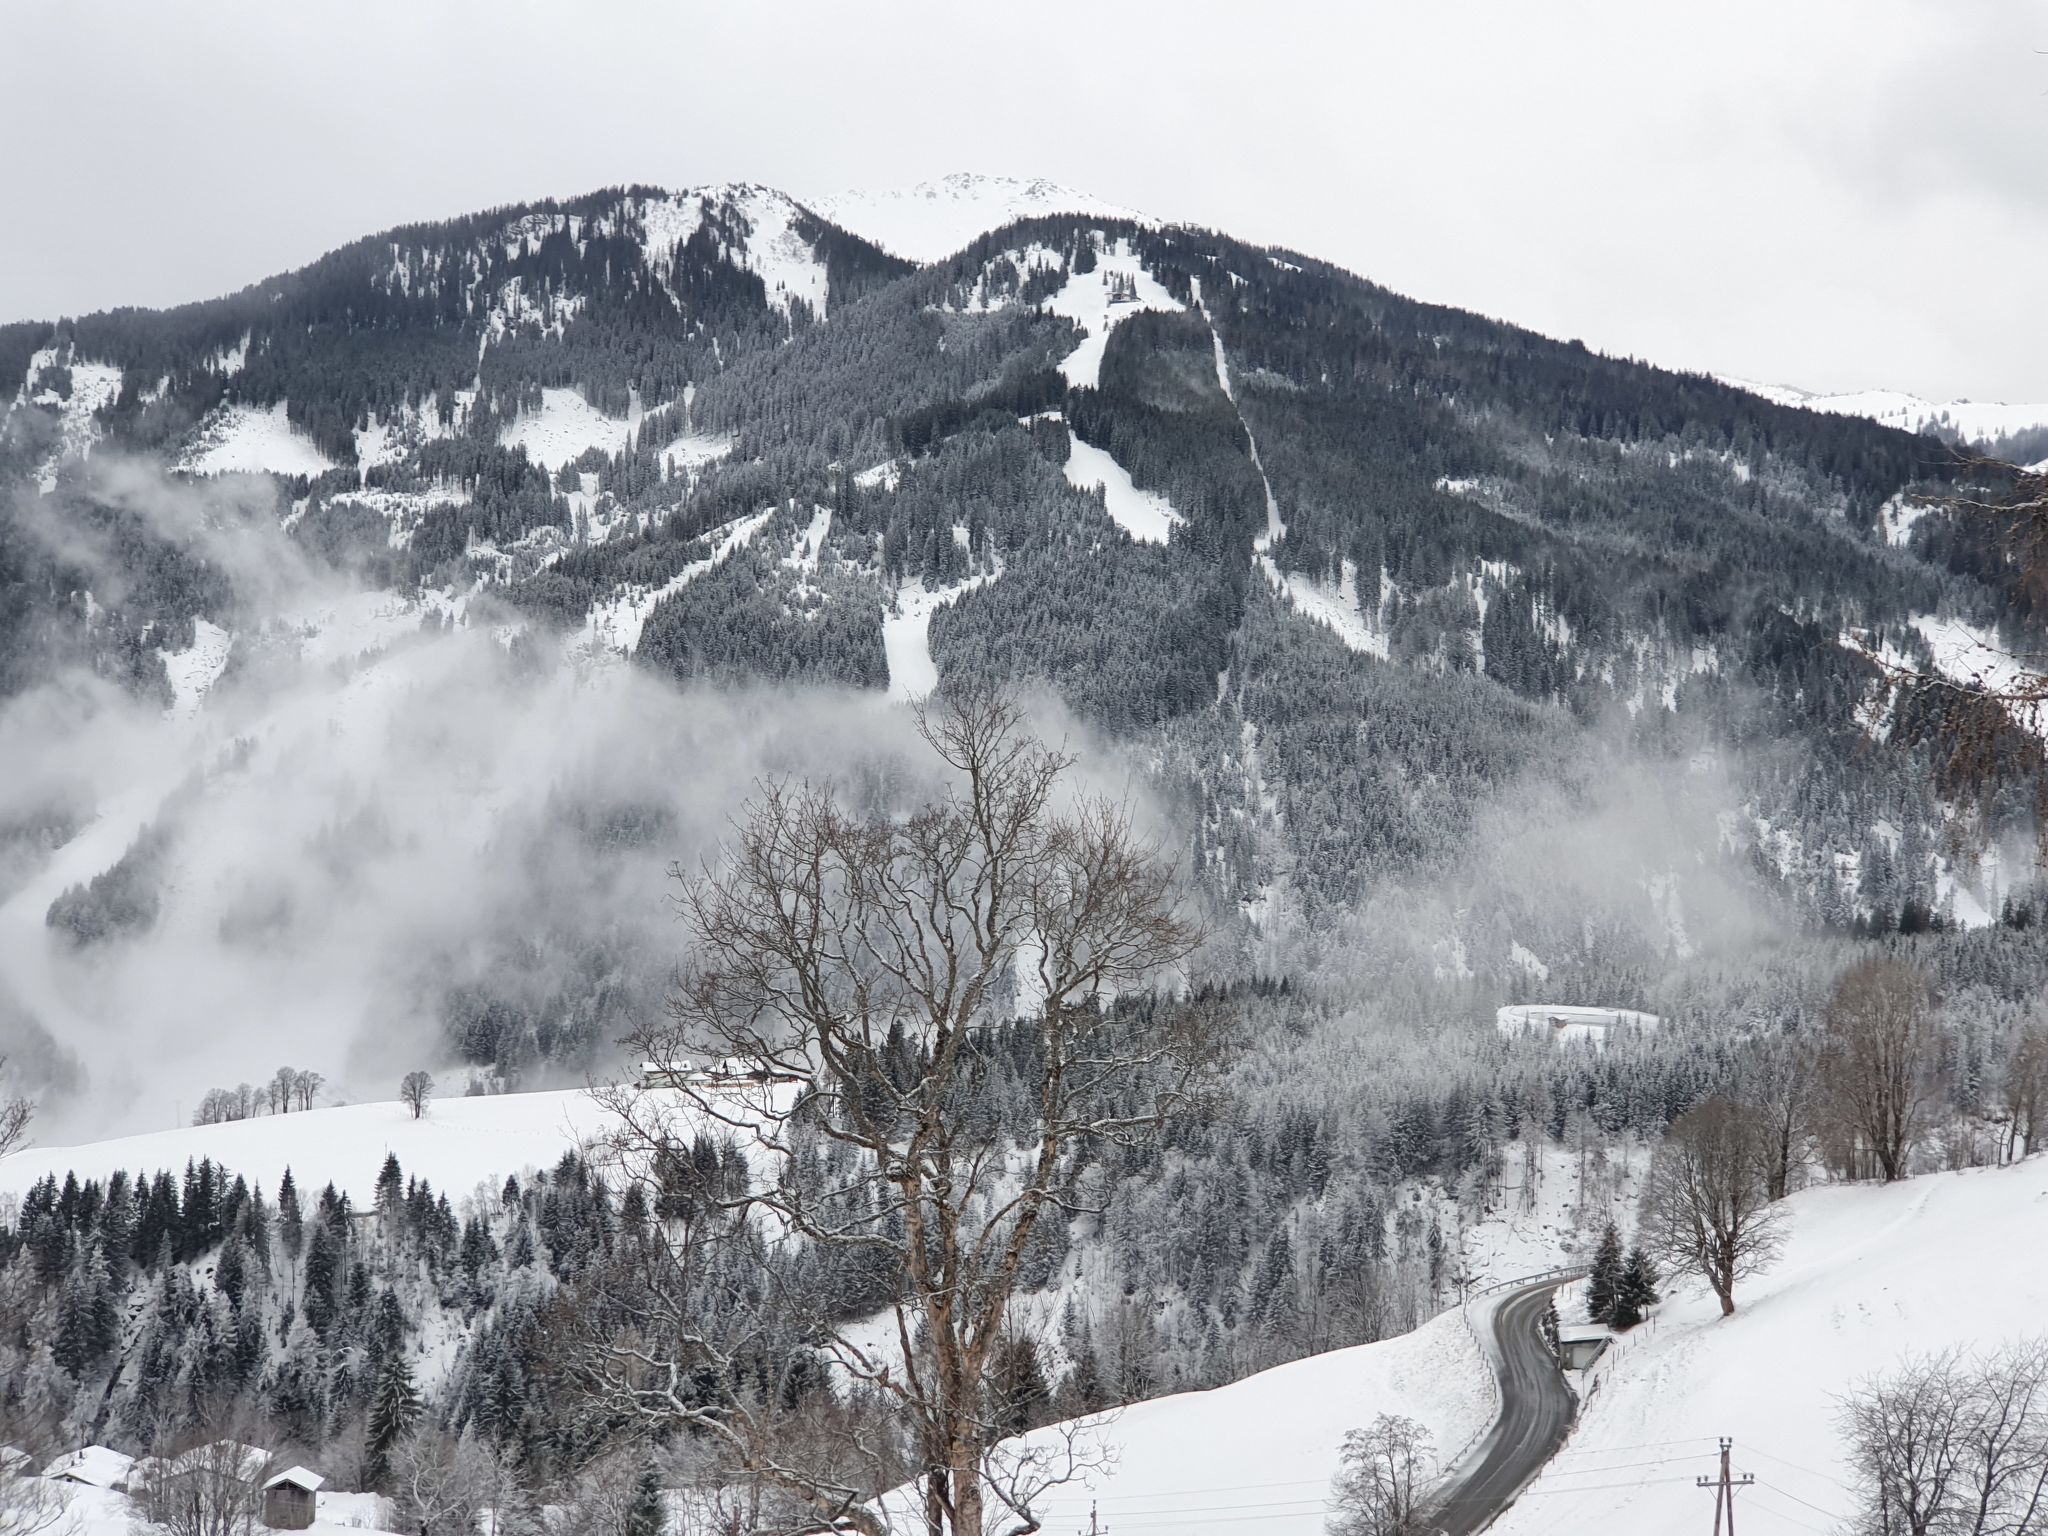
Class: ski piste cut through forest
2,176,2048,1536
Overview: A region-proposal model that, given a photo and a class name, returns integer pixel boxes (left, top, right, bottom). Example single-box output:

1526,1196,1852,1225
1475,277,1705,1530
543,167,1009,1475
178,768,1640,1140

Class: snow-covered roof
1558,1322,1612,1343
0,1445,33,1475
264,1467,325,1493
43,1446,136,1488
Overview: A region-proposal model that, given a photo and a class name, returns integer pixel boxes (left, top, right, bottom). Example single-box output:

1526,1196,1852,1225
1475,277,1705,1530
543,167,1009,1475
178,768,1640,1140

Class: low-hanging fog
0,459,1177,1142
0,456,1862,1147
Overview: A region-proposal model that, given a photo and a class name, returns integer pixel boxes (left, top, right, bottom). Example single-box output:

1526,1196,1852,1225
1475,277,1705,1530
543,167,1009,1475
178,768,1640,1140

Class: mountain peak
806,172,1152,263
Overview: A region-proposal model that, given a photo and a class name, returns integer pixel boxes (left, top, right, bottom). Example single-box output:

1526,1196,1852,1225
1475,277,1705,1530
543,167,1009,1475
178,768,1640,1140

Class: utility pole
1696,1437,1754,1535
1081,1501,1106,1536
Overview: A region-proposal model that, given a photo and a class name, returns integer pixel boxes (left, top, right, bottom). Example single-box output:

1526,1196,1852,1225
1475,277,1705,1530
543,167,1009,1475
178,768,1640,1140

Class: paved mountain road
1425,1276,1579,1535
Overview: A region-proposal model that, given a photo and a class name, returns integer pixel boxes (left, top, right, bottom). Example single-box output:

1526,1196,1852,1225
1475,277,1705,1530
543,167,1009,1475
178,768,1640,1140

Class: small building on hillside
263,1467,324,1530
638,1057,807,1091
1495,1005,1661,1052
42,1445,136,1490
1557,1322,1612,1370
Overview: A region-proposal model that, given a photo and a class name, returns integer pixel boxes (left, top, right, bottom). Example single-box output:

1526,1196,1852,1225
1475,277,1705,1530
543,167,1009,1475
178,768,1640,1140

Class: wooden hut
262,1468,323,1530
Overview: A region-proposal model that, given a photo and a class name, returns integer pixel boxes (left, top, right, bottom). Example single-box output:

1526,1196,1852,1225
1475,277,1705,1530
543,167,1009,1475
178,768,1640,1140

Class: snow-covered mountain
806,171,1151,263
1718,373,2048,449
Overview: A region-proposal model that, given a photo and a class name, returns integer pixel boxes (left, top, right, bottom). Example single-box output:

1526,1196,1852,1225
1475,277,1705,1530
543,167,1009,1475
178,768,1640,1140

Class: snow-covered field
809,173,1150,264
498,387,646,471
1719,375,2048,447
0,1088,617,1211
176,400,337,477
894,1307,1493,1536
1494,1160,2048,1536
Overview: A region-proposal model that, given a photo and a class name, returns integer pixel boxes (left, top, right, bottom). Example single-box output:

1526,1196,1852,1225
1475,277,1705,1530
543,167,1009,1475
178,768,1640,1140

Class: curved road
1426,1277,1579,1535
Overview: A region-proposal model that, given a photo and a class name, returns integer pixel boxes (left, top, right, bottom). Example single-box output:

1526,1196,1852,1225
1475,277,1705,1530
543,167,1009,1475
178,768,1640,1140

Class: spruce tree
1612,1245,1661,1330
623,1463,665,1536
366,1349,421,1484
1586,1221,1623,1324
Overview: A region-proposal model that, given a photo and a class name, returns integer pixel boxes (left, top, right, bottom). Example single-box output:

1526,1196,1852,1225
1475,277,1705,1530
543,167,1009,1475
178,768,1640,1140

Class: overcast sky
4,0,2044,401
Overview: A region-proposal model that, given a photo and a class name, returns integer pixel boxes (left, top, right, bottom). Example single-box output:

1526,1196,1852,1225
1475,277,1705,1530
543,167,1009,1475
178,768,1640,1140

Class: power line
1553,1435,1721,1457
1739,1445,1854,1490
1519,1474,1698,1495
1753,1479,1849,1520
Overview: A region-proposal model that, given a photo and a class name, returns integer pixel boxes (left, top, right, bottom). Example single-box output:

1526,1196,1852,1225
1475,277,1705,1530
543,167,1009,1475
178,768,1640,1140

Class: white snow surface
1048,238,1186,390
574,508,772,657
15,349,125,490
882,572,995,701
884,1307,1492,1536
1064,433,1183,544
499,387,644,471
176,400,336,478
0,1089,619,1211
1494,1160,2048,1536
809,172,1150,263
1718,374,2048,447
1258,555,1386,657
156,618,234,718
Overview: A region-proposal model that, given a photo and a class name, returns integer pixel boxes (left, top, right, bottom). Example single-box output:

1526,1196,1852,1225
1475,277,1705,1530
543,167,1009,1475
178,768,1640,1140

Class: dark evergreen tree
1586,1221,1623,1325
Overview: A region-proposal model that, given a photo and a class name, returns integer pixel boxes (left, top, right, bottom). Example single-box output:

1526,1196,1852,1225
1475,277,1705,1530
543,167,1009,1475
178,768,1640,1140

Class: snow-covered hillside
887,1307,1493,1536
809,173,1151,263
0,1089,615,1210
1720,374,2048,448
1494,1160,2048,1536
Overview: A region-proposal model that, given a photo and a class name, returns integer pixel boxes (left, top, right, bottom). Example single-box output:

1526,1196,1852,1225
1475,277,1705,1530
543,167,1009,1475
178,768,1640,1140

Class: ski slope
1493,1160,2048,1536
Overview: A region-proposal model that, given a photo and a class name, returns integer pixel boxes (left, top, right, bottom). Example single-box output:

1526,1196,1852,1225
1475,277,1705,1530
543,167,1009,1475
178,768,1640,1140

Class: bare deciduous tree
1638,1096,1786,1316
132,1437,273,1536
1822,958,1935,1183
1328,1414,1435,1536
389,1430,498,1536
0,1457,61,1536
399,1071,434,1120
1839,1338,2048,1536
582,686,1206,1536
1746,1033,1820,1201
0,1055,33,1162
2002,1020,2048,1165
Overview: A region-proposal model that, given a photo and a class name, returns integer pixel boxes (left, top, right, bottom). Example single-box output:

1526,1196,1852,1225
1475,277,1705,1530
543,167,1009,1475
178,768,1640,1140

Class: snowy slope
1719,375,2048,447
1064,436,1182,544
882,1307,1493,1536
809,173,1151,264
176,400,337,477
1493,1160,2048,1536
0,1089,618,1209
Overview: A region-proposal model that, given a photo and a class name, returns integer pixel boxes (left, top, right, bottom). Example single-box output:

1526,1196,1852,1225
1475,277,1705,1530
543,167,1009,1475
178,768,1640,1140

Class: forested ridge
6,183,2048,1462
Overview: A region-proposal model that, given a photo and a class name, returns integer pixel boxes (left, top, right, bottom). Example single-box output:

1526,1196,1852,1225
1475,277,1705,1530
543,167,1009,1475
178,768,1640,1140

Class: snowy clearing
808,172,1150,264
1717,374,2048,446
176,400,336,478
499,387,644,471
1048,238,1186,390
1065,434,1182,544
0,1089,618,1211
156,618,234,717
575,508,773,657
1258,555,1385,657
882,572,996,701
1494,1160,2048,1536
